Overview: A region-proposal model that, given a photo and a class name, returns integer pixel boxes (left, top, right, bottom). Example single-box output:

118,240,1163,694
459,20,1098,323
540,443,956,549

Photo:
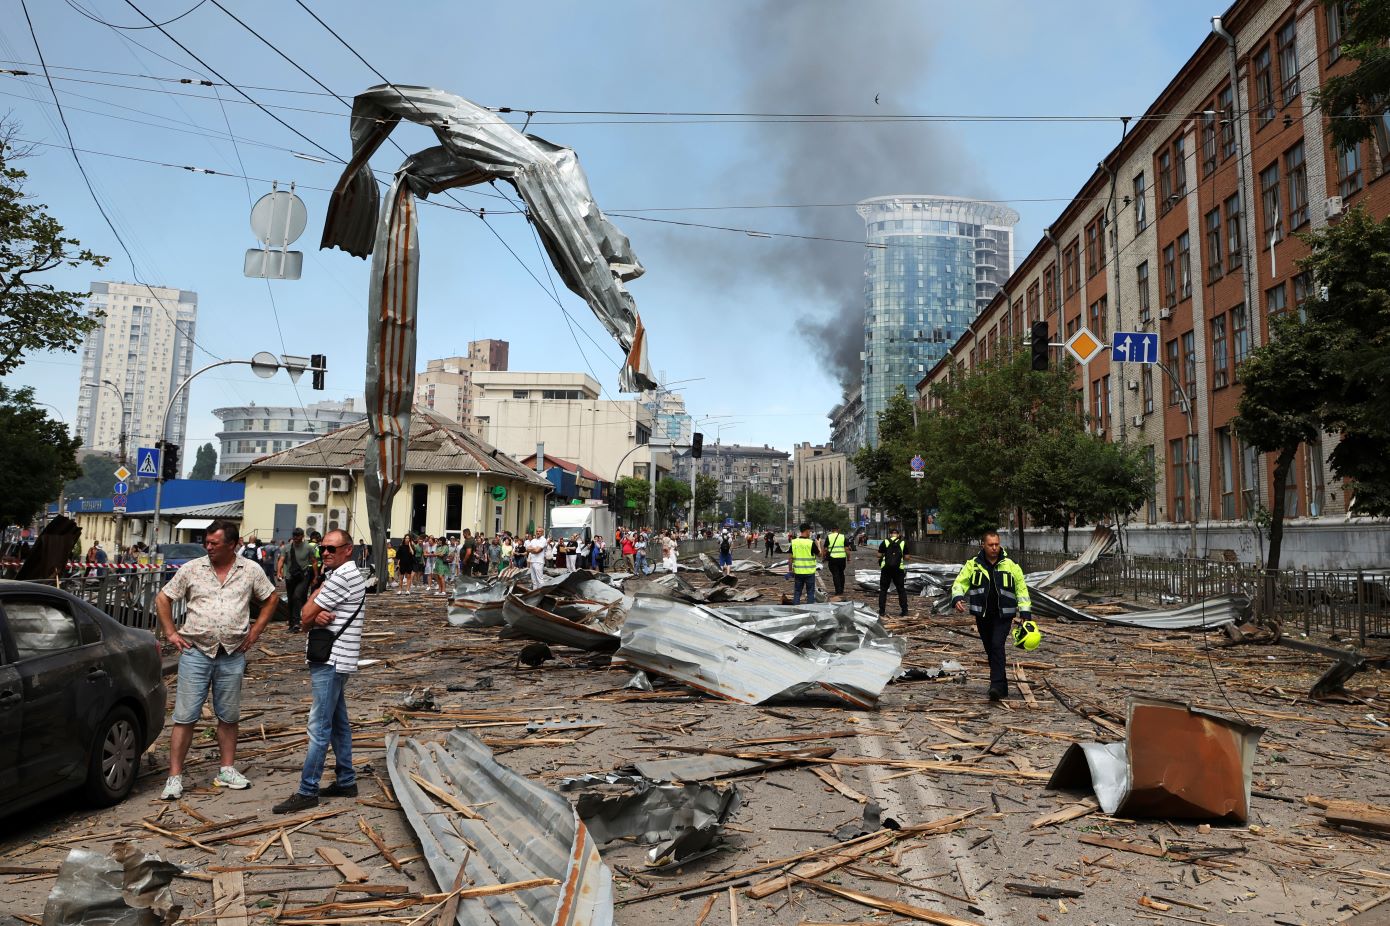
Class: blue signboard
136,446,161,478
1110,331,1159,364
113,481,128,496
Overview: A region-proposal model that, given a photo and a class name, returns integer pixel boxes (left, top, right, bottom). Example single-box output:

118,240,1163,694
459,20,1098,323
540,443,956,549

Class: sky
2,0,1225,463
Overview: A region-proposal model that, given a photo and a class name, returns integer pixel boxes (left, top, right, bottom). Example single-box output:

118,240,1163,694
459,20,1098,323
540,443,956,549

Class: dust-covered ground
2,546,1388,926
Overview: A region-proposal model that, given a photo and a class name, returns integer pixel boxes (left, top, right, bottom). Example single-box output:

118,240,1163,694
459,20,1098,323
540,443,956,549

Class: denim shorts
718,552,733,566
173,648,246,724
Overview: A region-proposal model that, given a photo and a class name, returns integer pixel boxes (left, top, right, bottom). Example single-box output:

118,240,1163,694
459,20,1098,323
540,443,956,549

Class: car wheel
84,705,141,806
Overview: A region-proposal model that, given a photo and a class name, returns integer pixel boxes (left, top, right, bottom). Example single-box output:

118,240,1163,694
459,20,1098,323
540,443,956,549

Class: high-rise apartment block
418,339,509,431
213,399,366,477
858,196,1018,445
74,281,197,462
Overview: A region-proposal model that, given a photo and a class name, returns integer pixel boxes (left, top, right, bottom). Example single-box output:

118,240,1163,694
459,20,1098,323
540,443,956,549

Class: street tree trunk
1266,444,1298,572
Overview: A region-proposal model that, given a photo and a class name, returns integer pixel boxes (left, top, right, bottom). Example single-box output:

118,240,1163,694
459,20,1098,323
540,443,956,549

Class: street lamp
85,380,129,549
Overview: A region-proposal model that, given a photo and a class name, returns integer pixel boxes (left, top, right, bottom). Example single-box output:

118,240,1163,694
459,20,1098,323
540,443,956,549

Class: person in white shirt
272,530,367,813
525,529,548,588
662,530,678,573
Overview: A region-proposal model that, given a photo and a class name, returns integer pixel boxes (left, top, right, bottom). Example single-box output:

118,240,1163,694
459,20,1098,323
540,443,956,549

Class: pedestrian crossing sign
136,447,160,477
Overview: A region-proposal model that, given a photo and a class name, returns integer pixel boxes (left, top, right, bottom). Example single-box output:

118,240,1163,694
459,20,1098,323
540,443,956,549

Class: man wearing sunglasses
273,530,367,813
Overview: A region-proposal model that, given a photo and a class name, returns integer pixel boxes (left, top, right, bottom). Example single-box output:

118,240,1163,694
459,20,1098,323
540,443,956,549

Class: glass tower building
857,196,1019,446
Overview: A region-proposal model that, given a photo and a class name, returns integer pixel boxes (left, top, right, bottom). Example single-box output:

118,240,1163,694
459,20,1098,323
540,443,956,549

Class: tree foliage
694,473,720,525
0,133,108,376
850,387,932,528
726,489,779,528
1016,429,1153,552
189,442,217,480
0,386,82,525
653,477,692,528
614,476,650,522
1313,0,1390,151
802,497,849,533
63,452,121,499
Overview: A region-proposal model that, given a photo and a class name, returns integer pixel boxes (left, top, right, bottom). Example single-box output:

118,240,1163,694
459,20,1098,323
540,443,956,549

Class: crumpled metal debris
447,575,514,628
574,779,742,866
501,581,626,652
387,729,614,925
1047,696,1265,822
401,687,439,712
833,801,900,840
1032,526,1116,590
43,842,182,926
1031,591,1249,630
624,670,654,691
625,571,760,604
853,562,954,596
896,660,967,682
614,597,904,708
560,747,838,786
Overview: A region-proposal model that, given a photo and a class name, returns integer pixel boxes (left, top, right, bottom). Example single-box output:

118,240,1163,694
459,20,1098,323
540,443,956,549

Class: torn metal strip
1031,591,1249,630
387,729,614,925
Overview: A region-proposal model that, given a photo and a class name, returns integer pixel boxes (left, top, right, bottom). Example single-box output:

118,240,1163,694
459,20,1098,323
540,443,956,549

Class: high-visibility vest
826,532,846,559
790,537,818,575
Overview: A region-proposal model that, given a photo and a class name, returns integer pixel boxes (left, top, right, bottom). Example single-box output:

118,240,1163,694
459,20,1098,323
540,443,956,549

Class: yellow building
233,410,552,542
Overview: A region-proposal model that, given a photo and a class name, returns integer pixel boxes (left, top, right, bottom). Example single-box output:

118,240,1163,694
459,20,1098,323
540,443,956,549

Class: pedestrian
395,535,417,593
950,530,1032,702
823,524,848,597
499,535,513,573
278,528,318,632
524,528,547,587
155,520,279,800
458,529,476,578
272,530,367,813
661,530,678,572
764,529,774,559
789,524,817,604
620,532,637,572
877,526,909,619
432,535,452,594
565,533,580,571
592,535,607,571
718,531,733,576
634,530,648,574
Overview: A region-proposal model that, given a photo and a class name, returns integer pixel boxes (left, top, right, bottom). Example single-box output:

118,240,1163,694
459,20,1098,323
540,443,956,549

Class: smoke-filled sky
5,0,1218,455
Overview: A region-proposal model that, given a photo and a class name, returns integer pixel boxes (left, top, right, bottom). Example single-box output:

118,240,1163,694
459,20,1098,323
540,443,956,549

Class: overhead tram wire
63,0,209,30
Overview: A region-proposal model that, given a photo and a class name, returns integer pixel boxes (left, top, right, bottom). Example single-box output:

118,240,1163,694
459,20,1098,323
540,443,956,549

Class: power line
63,0,208,30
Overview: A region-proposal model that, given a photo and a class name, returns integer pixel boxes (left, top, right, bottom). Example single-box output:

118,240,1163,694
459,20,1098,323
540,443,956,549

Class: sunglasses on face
320,545,342,554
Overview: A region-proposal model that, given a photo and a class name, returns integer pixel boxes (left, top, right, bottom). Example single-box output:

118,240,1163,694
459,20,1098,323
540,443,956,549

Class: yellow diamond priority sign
1066,327,1104,365
114,465,132,482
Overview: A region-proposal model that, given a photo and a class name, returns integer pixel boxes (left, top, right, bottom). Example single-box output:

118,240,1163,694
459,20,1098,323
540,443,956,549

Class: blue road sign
113,481,128,496
1110,331,1159,364
136,446,161,477
113,493,127,509
910,454,925,471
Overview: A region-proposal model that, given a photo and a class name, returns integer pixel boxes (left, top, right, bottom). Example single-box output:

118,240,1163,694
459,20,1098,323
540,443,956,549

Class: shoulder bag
306,594,365,664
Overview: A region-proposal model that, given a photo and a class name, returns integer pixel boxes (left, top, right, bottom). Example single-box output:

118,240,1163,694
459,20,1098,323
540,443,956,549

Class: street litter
833,801,900,840
387,728,614,925
896,659,967,682
401,686,439,711
614,597,904,707
1048,696,1264,822
42,842,182,926
573,778,742,866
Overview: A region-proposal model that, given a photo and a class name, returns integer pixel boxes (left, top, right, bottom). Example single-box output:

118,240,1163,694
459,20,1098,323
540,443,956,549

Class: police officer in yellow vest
790,523,818,605
951,529,1032,701
877,526,909,617
823,526,848,597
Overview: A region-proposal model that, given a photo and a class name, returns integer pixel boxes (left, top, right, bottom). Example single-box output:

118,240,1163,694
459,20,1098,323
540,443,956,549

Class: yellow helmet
1012,620,1042,651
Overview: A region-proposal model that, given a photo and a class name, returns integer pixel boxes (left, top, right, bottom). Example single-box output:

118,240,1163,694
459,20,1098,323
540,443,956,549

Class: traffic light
311,354,326,390
158,441,180,481
1030,321,1049,372
691,431,704,458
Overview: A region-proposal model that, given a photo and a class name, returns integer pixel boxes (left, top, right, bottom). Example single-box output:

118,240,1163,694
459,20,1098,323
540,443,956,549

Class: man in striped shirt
273,530,367,813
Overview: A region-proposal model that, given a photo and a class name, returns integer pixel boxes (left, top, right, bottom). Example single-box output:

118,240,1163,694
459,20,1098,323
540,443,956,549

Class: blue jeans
173,648,245,724
298,663,354,796
793,573,816,605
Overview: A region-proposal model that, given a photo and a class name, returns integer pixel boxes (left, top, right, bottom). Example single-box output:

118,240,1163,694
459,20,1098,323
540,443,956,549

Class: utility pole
88,380,128,551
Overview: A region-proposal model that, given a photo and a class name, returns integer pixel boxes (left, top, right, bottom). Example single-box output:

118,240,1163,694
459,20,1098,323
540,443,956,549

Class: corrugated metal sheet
1031,591,1249,629
501,589,622,652
387,730,614,926
613,597,904,708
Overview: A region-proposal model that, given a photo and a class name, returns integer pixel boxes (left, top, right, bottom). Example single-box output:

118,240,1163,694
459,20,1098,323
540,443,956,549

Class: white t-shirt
525,537,547,564
311,560,367,672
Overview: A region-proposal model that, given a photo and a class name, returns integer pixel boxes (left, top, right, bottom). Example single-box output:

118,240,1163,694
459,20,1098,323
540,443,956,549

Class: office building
858,196,1018,445
214,399,366,477
418,339,509,431
74,281,197,462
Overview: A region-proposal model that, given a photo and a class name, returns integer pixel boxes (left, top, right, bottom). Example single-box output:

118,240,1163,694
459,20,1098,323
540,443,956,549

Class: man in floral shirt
155,520,278,800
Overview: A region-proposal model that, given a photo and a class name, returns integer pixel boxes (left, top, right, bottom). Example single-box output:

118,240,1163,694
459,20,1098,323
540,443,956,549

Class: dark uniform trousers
976,613,1010,692
878,568,907,616
827,558,846,595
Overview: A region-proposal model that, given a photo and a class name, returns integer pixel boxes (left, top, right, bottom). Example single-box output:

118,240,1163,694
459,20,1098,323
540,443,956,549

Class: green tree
729,489,778,528
0,133,108,376
1313,0,1390,151
1297,205,1390,515
802,497,849,533
851,387,932,532
0,385,82,525
694,473,720,525
189,442,217,480
1016,430,1153,552
614,476,650,522
1233,311,1332,570
64,451,134,499
937,479,995,542
653,477,692,528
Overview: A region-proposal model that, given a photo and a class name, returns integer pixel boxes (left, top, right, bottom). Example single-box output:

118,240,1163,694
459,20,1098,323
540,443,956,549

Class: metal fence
909,539,1390,644
3,567,184,632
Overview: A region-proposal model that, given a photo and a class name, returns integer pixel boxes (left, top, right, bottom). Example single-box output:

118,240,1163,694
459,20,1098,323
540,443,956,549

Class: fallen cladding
613,596,905,707
1047,696,1265,822
1031,590,1250,630
43,842,182,926
572,779,742,866
448,575,515,627
387,729,614,926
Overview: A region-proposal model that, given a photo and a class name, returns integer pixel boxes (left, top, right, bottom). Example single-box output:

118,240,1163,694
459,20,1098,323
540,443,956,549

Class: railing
908,540,1390,643
2,563,185,632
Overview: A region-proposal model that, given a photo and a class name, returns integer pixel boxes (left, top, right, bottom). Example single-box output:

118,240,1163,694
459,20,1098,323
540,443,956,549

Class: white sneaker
214,766,250,790
160,775,183,800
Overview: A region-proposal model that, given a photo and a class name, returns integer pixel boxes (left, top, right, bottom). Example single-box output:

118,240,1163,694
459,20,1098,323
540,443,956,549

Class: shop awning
174,518,214,532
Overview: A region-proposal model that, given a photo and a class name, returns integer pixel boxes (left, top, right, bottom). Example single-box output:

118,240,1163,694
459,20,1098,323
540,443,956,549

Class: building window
1089,295,1108,337
1086,221,1099,278
1166,338,1181,404
1171,438,1188,522
1141,364,1154,414
1219,85,1235,159
1338,141,1363,198
1064,240,1080,297
1201,110,1218,176
1158,150,1173,212
1327,1,1348,62
1177,232,1192,300
1254,45,1275,126
1217,428,1236,519
1205,208,1223,283
1260,162,1282,245
1285,141,1308,230
1266,282,1287,316
1293,270,1314,318
1026,282,1040,321
1277,20,1299,105
445,484,463,533
1232,304,1250,372
1044,265,1057,313
1162,243,1177,308
1211,315,1229,388
1225,193,1243,271
512,390,529,399
1137,261,1151,323
1133,172,1147,232
1172,136,1187,200
1181,330,1196,400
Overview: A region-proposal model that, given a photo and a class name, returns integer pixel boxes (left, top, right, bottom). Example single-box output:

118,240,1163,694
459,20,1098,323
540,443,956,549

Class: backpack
880,538,904,571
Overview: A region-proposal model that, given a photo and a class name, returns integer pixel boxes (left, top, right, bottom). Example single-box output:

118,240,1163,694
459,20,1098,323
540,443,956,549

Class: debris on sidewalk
501,584,625,651
400,686,439,711
387,728,614,924
42,843,182,926
446,574,514,627
574,778,742,866
1031,589,1249,629
1048,696,1264,821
